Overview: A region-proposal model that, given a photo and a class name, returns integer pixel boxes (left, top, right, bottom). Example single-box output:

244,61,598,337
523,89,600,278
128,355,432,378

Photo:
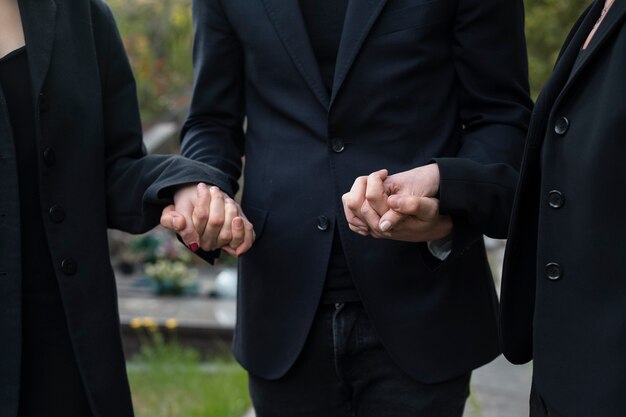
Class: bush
525,0,590,97
108,0,194,125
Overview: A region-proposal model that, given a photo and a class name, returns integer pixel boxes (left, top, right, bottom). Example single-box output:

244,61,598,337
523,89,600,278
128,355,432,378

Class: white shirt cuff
427,234,453,261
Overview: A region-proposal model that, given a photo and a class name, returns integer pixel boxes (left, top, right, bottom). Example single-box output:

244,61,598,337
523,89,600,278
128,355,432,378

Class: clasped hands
342,164,453,242
159,164,450,258
160,183,255,257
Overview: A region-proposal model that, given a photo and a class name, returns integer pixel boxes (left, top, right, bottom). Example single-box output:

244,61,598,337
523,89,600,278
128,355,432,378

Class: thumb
378,209,406,233
172,203,201,252
160,205,186,232
162,206,200,251
387,195,439,221
172,188,202,252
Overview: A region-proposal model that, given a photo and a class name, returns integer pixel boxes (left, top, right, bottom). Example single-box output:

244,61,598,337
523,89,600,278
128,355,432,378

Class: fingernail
198,183,207,189
172,217,181,231
188,243,199,252
380,220,391,232
357,230,368,236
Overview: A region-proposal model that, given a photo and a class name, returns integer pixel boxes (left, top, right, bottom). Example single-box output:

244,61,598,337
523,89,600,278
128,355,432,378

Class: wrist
432,215,453,241
174,183,199,201
417,163,440,197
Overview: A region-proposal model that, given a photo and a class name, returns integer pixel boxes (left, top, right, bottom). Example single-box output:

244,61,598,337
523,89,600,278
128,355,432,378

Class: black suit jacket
0,1,229,416
184,0,532,382
500,1,626,416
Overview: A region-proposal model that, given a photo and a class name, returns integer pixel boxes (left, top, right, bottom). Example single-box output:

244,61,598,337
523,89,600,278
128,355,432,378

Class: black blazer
500,1,626,416
0,1,229,416
184,0,532,382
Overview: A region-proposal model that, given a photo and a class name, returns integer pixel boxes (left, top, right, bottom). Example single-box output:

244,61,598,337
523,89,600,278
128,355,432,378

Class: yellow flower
165,318,178,330
130,317,143,329
143,317,157,329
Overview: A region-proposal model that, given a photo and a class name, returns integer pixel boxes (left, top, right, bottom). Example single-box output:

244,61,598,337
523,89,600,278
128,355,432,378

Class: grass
126,328,251,417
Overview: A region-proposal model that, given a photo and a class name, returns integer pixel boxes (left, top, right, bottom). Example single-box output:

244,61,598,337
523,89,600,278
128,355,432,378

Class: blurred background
104,1,590,416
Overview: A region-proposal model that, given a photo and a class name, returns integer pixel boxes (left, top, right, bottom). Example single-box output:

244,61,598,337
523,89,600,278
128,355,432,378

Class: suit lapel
18,0,57,107
330,0,388,106
553,0,626,109
261,0,330,110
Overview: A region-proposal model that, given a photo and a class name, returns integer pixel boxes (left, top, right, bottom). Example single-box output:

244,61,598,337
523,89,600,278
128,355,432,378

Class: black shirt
299,0,360,303
299,0,349,91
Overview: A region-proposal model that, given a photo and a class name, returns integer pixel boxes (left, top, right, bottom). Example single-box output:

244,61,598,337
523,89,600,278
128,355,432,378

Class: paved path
464,240,533,417
465,355,532,417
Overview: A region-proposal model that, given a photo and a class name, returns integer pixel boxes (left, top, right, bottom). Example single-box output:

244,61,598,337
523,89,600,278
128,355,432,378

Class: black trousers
530,383,563,417
249,302,471,417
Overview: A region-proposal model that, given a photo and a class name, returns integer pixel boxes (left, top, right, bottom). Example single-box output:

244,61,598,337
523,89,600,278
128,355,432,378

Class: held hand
377,195,452,242
383,163,441,201
342,164,452,241
375,162,445,237
342,169,390,236
160,183,255,256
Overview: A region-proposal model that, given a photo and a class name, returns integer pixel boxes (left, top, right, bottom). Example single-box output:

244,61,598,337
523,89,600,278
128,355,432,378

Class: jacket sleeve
179,0,246,196
92,2,231,235
434,0,533,239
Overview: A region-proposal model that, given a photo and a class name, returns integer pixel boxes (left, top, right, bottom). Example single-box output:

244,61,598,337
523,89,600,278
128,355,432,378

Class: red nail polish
189,243,200,252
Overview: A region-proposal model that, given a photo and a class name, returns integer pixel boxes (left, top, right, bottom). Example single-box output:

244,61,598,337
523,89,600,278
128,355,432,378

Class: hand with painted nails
160,183,255,257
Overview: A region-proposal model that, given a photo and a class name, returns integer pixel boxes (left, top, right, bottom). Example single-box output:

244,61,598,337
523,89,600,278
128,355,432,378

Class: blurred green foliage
106,0,592,123
525,0,590,97
107,0,194,125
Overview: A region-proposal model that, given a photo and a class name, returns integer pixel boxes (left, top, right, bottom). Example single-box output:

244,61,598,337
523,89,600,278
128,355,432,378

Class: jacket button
49,205,66,223
554,117,569,136
61,258,78,276
548,190,565,209
43,147,56,166
545,262,562,280
331,139,345,153
39,92,51,112
317,215,330,231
